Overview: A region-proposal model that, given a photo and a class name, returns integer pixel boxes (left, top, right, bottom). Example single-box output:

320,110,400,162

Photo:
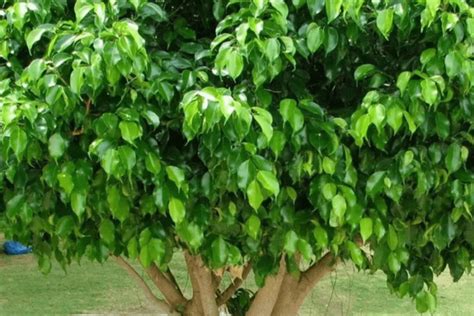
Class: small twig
216,263,252,306
72,128,84,136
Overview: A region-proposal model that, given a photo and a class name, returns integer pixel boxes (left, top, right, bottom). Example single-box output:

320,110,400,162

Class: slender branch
146,262,188,310
217,263,252,306
114,256,171,312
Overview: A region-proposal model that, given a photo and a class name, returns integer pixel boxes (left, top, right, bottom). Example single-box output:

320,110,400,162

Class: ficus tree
1,0,474,314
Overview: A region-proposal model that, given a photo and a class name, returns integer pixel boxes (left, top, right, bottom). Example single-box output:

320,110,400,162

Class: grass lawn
1,233,474,315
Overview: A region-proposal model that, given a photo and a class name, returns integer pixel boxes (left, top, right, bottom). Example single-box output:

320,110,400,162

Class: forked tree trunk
115,251,338,316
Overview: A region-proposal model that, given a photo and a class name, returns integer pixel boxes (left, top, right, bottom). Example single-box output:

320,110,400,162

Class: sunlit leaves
376,9,394,39
169,197,186,224
306,23,324,53
325,0,342,23
247,180,264,211
119,121,142,144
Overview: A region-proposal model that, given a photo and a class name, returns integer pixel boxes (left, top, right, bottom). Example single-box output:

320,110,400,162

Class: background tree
1,0,473,314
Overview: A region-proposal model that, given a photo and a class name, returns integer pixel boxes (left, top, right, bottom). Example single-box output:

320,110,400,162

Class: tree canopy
1,0,474,314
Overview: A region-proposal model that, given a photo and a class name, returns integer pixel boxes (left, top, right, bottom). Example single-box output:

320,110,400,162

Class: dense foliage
1,0,474,314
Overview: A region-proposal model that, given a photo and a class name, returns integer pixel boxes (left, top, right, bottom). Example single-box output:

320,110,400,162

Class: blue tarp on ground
3,241,32,255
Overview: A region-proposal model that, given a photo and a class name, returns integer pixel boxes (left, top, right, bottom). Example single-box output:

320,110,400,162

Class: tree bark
271,252,338,316
191,255,220,316
184,252,204,316
145,262,188,311
246,256,287,316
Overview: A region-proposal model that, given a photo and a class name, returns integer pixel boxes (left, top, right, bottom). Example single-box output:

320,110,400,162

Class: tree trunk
117,251,339,316
246,252,338,316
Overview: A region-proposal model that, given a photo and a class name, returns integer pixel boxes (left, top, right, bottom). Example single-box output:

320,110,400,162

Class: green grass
1,236,474,315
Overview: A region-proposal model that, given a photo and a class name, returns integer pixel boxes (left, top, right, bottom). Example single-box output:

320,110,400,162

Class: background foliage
1,0,474,313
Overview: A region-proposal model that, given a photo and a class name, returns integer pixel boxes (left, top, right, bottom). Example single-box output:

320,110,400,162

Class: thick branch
146,262,188,310
298,252,337,295
114,256,170,312
217,263,252,306
271,252,338,316
246,256,287,316
184,252,204,315
186,253,219,316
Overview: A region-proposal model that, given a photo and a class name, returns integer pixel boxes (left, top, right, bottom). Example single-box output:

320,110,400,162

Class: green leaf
269,131,286,158
360,217,373,242
57,172,74,195
169,197,186,224
253,107,274,142
118,146,136,171
99,219,115,244
435,112,450,140
354,64,376,81
71,190,87,217
332,194,347,224
420,79,438,105
306,23,324,53
270,0,289,18
366,171,386,197
245,215,261,239
348,241,364,267
227,49,244,80
416,291,437,313
145,153,161,175
387,104,404,134
238,160,257,190
247,180,264,211
177,222,203,249
279,99,304,132
257,170,280,197
101,148,120,177
324,27,339,54
48,133,67,159
307,0,324,15
55,216,75,237
322,183,337,200
388,253,401,273
70,68,84,95
445,143,462,173
264,38,280,62
387,225,398,251
211,237,228,267
396,71,411,95
284,230,299,255
119,121,142,144
166,166,185,190
313,226,328,248
74,1,93,22
322,157,336,175
9,126,28,159
297,239,313,260
26,24,53,52
444,51,463,78
107,186,130,222
325,0,342,23
376,9,394,39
